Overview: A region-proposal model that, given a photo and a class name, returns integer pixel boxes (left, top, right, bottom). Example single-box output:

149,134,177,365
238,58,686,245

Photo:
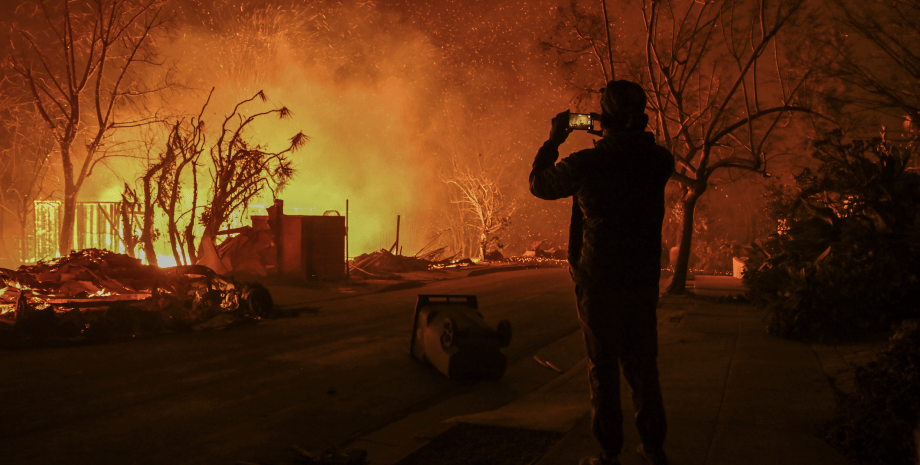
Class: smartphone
568,113,594,130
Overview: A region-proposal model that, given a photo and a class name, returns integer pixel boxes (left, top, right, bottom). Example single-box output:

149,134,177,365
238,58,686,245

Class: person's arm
529,111,582,200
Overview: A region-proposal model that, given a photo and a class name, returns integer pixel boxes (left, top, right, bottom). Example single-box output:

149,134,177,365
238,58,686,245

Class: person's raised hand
548,110,573,146
587,112,603,137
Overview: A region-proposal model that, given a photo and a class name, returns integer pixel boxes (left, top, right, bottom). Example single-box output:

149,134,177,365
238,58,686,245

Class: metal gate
33,201,141,261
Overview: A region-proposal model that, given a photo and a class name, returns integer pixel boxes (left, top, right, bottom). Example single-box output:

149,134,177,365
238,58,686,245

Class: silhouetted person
529,80,674,465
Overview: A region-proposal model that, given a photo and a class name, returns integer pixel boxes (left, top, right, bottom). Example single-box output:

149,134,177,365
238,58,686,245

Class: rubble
200,224,276,276
0,249,274,347
415,245,448,262
352,249,430,274
351,248,483,275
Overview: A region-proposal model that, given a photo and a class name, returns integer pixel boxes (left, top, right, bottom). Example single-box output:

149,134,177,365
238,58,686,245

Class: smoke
41,0,585,259
78,1,448,256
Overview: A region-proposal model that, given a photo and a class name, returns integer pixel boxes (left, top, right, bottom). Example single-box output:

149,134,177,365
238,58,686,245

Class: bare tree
139,92,209,267
156,94,209,266
198,90,307,255
128,91,210,267
543,0,823,293
118,182,140,258
540,1,618,107
0,98,57,263
441,154,517,260
6,0,169,257
137,141,167,267
430,100,520,260
825,0,920,129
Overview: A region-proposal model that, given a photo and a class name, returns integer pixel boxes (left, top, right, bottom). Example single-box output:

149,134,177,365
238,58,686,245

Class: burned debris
350,248,474,277
352,249,430,275
0,248,273,347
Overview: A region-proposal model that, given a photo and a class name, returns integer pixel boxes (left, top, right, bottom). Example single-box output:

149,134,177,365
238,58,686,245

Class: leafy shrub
820,322,920,465
692,235,734,275
746,227,920,341
663,191,734,274
756,179,811,237
744,131,920,342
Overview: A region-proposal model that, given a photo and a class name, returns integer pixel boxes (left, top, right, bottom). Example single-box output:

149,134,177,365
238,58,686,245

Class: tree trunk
165,171,186,266
60,188,77,257
20,218,27,264
164,180,183,266
666,189,703,295
0,207,6,266
59,143,77,257
167,219,182,265
120,201,136,259
185,166,199,264
184,220,197,264
141,176,158,267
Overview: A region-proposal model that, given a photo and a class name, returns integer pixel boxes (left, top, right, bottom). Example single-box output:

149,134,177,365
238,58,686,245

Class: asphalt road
0,267,580,465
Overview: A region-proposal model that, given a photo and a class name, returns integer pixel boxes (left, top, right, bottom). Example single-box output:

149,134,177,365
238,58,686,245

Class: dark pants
575,284,667,458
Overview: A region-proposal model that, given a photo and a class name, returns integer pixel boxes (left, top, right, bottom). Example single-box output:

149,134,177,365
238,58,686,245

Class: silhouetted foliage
199,90,306,248
744,131,920,342
826,0,920,125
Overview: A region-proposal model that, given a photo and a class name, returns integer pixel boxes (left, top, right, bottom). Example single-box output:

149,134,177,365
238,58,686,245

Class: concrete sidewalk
371,276,856,465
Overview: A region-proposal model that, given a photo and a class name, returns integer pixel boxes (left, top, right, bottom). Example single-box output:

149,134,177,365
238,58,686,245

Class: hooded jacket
529,130,674,288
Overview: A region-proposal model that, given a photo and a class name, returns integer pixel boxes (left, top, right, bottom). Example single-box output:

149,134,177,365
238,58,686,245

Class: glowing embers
427,258,474,270
0,287,23,317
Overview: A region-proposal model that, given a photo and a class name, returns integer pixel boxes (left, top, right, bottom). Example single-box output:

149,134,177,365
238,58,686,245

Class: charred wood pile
349,249,474,277
350,249,430,277
0,249,273,347
199,224,276,276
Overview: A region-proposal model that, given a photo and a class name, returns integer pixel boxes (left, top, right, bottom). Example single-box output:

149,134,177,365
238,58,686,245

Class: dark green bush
744,131,920,342
820,322,920,465
745,227,920,342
